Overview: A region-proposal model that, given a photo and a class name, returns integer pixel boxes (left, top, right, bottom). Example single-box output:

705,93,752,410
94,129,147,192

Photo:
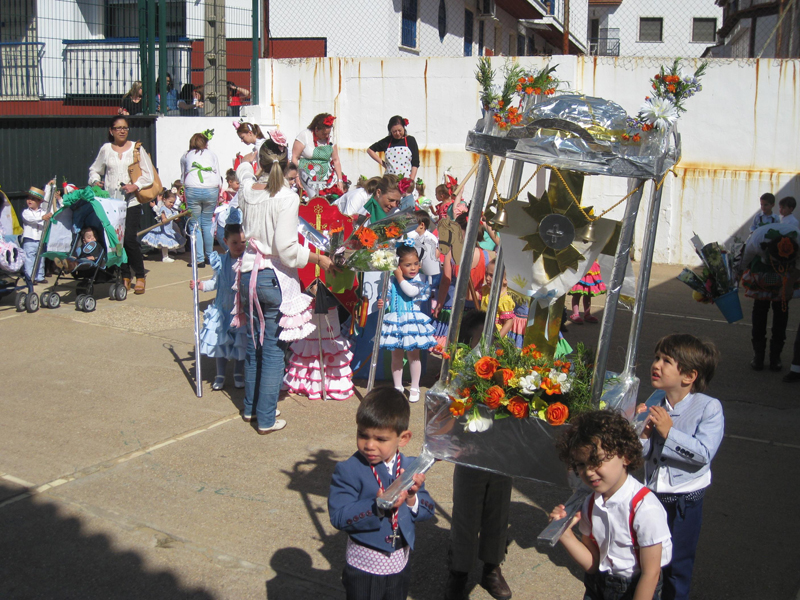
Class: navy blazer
328,452,435,553
642,392,724,489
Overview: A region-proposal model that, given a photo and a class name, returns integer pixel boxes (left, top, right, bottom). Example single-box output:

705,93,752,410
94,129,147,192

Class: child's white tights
392,348,421,390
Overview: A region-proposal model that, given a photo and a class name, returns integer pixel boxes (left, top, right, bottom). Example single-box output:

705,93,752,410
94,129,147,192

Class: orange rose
546,402,569,425
474,357,500,379
495,349,504,356
493,368,514,387
507,396,529,419
484,386,505,409
778,237,795,259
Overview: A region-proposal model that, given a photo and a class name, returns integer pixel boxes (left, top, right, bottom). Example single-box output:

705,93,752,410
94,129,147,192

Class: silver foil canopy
466,94,681,178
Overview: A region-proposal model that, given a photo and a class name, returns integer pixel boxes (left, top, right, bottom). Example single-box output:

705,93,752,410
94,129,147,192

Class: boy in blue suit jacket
329,387,435,600
640,334,724,600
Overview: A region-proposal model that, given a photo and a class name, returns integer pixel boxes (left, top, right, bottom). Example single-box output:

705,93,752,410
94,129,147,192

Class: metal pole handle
186,218,203,398
367,272,391,392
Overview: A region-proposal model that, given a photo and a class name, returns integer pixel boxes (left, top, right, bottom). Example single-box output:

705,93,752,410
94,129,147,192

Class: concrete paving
1,255,799,600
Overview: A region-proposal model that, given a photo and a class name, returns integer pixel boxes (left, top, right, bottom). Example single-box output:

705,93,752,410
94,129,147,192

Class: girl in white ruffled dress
190,223,248,390
283,283,355,401
377,244,436,403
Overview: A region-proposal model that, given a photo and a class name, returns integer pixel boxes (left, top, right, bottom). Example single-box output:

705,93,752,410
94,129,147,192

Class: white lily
639,97,678,130
519,372,542,395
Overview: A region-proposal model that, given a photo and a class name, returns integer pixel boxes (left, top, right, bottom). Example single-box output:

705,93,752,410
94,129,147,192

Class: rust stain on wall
592,56,598,93
419,148,441,172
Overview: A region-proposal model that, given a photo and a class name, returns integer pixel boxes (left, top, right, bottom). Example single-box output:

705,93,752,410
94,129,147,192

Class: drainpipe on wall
562,0,570,54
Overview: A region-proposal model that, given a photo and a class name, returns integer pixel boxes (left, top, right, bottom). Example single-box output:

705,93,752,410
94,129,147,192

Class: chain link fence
1,0,797,117
0,0,257,117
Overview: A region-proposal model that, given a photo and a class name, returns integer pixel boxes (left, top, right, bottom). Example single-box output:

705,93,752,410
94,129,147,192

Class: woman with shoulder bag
89,116,155,294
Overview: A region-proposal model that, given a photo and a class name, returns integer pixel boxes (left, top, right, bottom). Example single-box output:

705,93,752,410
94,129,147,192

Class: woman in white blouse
291,113,342,199
89,116,154,294
236,137,334,434
181,132,222,268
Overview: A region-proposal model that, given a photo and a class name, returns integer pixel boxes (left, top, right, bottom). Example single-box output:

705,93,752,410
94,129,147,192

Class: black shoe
443,571,468,600
480,565,512,600
187,262,206,269
783,371,800,383
751,354,765,371
769,358,782,372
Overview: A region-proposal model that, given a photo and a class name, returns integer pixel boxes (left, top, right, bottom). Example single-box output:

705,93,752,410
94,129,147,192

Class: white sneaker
409,388,421,403
257,419,287,435
162,257,175,263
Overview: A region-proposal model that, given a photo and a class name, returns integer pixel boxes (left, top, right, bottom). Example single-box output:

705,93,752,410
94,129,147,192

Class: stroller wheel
40,292,52,308
49,293,61,309
26,292,39,313
115,284,127,301
109,283,118,300
83,296,97,312
76,294,86,311
15,292,27,312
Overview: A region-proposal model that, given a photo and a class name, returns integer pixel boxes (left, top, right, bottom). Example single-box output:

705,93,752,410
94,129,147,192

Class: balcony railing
62,38,192,97
588,37,621,56
0,42,45,100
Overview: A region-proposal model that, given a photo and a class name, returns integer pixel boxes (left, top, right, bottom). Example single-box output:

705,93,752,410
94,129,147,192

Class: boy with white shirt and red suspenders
640,334,723,600
551,411,672,600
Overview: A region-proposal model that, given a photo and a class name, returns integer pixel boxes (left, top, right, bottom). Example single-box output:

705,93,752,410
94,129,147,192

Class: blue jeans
241,268,284,428
659,495,704,600
185,187,218,264
22,238,44,280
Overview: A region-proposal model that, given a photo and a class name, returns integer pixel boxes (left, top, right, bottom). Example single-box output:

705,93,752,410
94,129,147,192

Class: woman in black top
367,115,419,181
119,81,143,116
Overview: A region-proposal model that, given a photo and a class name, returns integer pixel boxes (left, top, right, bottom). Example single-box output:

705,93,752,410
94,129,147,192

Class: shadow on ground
0,483,215,599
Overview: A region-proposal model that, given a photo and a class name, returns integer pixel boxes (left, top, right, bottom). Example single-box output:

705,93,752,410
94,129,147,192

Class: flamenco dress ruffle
284,307,354,401
381,311,437,351
569,261,607,296
198,252,247,360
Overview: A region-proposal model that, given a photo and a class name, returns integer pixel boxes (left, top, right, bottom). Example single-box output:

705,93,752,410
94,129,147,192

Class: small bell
488,205,509,230
578,221,597,243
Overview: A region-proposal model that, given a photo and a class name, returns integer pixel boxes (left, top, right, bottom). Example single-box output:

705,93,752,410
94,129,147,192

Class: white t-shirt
335,187,369,216
295,128,333,159
578,475,672,578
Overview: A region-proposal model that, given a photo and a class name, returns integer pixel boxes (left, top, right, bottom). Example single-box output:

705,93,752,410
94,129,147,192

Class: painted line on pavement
0,413,241,509
725,433,800,450
0,313,22,321
643,309,797,333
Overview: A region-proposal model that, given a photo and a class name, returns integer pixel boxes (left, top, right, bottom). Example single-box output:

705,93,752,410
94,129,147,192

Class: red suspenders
586,487,652,566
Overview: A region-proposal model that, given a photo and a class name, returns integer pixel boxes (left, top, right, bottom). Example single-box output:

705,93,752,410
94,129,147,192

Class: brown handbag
127,142,162,204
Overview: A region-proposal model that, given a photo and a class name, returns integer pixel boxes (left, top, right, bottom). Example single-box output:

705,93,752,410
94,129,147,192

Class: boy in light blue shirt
639,334,723,600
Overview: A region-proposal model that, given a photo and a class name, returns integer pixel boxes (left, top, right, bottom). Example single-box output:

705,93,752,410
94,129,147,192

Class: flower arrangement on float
476,58,561,133
445,336,599,433
622,59,707,143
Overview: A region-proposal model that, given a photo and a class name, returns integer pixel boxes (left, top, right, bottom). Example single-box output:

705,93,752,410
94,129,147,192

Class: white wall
588,0,722,58
155,116,257,185
235,55,800,266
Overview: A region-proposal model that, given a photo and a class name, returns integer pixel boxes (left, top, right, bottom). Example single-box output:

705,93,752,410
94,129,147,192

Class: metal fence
1,0,797,118
0,0,258,117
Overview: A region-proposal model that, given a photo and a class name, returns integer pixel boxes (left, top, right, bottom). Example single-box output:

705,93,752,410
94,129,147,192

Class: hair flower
398,177,414,196
269,129,288,147
403,237,416,247
403,118,409,126
202,129,214,140
323,115,336,127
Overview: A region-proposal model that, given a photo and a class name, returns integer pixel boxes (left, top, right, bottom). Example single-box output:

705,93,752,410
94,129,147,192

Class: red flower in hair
323,115,336,127
398,177,414,196
403,118,409,126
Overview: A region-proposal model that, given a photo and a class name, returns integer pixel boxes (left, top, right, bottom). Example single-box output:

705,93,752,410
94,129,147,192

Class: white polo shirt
578,475,673,578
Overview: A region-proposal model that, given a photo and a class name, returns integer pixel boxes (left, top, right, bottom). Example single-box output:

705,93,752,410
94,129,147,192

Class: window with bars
692,18,717,42
464,9,473,56
517,34,527,56
639,17,663,42
104,0,186,40
401,0,418,48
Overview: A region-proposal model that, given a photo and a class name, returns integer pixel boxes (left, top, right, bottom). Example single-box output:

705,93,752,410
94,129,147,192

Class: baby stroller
40,187,128,312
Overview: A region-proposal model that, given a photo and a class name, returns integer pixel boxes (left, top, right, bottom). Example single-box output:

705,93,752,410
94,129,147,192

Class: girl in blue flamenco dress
377,243,436,403
190,223,248,390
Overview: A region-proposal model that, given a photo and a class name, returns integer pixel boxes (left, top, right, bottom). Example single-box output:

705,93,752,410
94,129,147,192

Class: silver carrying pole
622,181,663,373
187,219,203,397
480,160,525,346
590,178,646,402
439,155,492,381
366,271,391,392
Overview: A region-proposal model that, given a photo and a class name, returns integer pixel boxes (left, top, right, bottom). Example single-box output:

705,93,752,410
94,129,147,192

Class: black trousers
751,299,789,357
342,562,410,600
123,204,146,279
448,464,512,573
792,324,800,367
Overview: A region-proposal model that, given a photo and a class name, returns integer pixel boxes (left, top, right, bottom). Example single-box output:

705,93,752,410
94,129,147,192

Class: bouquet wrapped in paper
331,207,418,272
677,234,737,304
677,234,743,323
